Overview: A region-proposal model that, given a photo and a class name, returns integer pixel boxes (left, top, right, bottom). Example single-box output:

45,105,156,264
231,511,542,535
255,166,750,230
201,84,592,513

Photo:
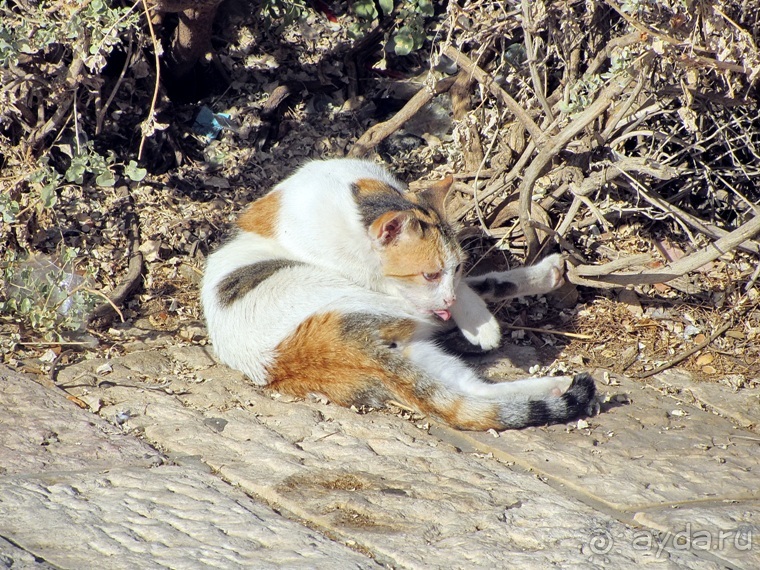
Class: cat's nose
443,296,456,308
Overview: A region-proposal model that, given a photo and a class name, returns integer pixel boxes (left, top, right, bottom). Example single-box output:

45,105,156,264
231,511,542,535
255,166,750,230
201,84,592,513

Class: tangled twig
568,214,760,288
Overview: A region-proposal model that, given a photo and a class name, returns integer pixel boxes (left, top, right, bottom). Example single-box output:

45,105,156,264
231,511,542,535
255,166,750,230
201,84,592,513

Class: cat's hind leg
266,309,595,431
404,340,597,430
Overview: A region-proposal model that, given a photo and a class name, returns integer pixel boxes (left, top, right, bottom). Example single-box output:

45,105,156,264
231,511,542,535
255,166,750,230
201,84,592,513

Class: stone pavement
2,325,758,569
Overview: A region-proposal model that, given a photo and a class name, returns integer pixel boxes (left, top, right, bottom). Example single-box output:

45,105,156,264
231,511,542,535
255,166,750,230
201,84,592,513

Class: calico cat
201,159,596,430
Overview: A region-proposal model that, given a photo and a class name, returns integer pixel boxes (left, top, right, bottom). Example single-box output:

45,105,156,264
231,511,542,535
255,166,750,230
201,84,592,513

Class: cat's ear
370,211,412,246
419,175,453,218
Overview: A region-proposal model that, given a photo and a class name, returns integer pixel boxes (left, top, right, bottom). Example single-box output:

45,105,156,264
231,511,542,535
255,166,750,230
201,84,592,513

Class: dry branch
603,0,751,75
518,69,638,260
567,214,760,288
87,211,144,327
348,75,457,158
443,46,545,145
635,318,735,378
612,164,760,255
27,52,86,152
521,0,554,122
451,69,485,171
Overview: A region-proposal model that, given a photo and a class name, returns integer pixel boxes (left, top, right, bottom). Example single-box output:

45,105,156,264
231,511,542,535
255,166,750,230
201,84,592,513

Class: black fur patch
350,183,460,248
527,399,552,424
352,184,418,226
524,373,596,428
563,373,596,414
217,260,303,307
469,277,519,299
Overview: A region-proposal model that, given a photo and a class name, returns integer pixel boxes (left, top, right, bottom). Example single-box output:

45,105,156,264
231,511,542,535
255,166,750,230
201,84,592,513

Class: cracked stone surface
0,366,379,569
448,372,760,509
653,368,760,432
0,467,377,570
634,503,760,569
3,335,759,569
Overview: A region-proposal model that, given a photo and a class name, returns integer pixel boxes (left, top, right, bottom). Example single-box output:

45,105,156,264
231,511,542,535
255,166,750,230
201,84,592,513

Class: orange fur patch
236,190,281,237
267,312,399,405
354,178,395,197
377,219,446,281
436,396,500,431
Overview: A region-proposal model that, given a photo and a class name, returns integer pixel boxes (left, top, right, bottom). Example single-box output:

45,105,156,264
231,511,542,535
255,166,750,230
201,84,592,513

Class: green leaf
61,246,79,265
65,162,86,184
417,0,434,17
354,0,378,20
1,198,19,222
57,143,73,158
40,184,57,208
125,160,147,182
392,29,415,56
410,27,426,48
379,0,394,15
95,170,116,187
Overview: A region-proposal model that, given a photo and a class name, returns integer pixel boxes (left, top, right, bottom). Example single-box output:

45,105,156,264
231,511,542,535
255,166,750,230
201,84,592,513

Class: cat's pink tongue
433,309,451,321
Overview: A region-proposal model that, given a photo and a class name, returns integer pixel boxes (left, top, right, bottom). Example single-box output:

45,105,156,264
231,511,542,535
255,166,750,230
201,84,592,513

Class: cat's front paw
536,253,566,292
461,314,502,351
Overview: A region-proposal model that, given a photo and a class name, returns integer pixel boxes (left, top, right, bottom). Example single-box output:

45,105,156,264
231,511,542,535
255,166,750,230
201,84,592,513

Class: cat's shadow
438,328,630,414
437,328,563,383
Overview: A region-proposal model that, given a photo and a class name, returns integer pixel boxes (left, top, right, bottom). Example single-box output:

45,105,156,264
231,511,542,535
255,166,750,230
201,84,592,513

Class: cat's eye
423,271,442,282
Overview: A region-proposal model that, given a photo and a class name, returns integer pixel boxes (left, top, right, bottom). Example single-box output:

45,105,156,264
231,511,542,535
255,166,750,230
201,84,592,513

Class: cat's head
353,176,464,320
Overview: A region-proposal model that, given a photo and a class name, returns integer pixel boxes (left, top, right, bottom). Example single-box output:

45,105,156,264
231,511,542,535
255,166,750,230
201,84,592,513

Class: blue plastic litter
193,106,235,142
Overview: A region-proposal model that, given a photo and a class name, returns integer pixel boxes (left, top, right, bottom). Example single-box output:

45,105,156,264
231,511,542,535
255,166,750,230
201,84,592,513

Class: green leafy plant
258,0,310,29
125,160,147,182
0,193,20,223
0,0,140,71
27,160,62,211
0,247,100,338
558,47,635,115
349,0,436,56
60,141,117,187
558,74,605,115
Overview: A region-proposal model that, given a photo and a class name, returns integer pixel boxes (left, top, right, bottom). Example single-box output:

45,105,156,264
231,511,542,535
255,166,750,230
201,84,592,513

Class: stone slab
653,368,760,432
634,503,760,569
0,467,378,570
439,373,760,512
0,536,58,570
0,366,162,476
0,366,379,569
56,352,722,569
